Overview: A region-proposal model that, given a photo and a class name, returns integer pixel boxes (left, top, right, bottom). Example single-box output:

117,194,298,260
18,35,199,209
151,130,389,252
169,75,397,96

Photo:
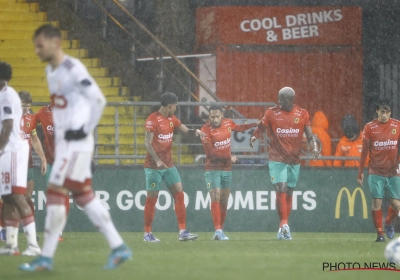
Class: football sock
211,201,221,230
385,206,399,225
4,220,19,248
144,197,158,233
80,195,123,249
286,194,293,220
220,203,227,228
276,192,288,227
371,209,384,235
27,199,35,216
21,214,39,247
173,192,186,231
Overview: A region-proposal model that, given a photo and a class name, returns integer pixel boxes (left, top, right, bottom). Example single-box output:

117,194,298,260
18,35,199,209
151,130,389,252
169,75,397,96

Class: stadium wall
31,167,375,233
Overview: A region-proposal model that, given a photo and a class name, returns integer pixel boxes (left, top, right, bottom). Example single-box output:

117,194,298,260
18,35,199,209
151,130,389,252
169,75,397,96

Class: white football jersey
0,85,28,152
46,55,106,153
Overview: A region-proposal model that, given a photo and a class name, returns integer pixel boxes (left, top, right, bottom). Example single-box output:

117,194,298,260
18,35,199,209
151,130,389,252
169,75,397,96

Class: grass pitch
0,232,398,280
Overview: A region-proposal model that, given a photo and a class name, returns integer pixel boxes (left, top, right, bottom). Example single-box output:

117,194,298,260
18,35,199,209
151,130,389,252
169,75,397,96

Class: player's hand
249,136,257,148
195,129,205,141
312,148,319,159
231,156,239,164
156,160,168,169
357,173,364,186
65,126,87,141
40,160,47,176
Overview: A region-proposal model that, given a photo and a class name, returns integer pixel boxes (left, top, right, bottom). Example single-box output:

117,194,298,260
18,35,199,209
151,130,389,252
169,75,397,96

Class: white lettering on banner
303,191,317,210
239,9,343,42
116,191,134,211
96,191,110,210
234,191,254,210
256,191,269,210
135,190,147,210
32,190,317,211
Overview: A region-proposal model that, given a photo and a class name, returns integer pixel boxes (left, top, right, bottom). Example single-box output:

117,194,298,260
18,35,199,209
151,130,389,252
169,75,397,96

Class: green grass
0,232,399,280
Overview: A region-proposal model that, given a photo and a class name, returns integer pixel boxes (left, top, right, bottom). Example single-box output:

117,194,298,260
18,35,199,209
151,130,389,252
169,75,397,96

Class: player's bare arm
177,124,205,140
304,126,319,158
357,139,370,185
31,133,47,175
145,130,167,168
0,119,12,152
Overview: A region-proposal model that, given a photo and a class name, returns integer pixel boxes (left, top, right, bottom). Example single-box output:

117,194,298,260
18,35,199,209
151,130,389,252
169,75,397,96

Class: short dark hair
0,61,12,81
209,105,223,113
375,97,392,111
33,24,62,39
18,91,32,104
160,92,178,107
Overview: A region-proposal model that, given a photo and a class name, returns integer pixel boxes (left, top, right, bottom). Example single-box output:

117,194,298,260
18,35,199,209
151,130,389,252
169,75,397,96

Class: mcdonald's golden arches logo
335,187,368,219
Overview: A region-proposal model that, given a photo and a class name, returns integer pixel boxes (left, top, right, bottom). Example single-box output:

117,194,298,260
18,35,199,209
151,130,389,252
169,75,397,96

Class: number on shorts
2,172,10,184
60,158,68,171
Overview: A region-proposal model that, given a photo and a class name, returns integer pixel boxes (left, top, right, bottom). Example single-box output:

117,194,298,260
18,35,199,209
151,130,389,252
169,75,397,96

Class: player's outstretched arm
177,124,205,140
304,126,319,158
357,139,369,185
0,119,12,152
31,133,47,175
145,131,167,168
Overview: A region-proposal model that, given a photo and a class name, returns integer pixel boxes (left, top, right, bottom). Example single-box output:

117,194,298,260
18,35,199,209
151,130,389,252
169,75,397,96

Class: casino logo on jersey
392,129,396,134
294,118,299,124
170,122,173,128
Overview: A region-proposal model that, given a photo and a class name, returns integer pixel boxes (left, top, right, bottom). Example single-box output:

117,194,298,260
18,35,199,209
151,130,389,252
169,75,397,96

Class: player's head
341,115,360,141
18,91,32,115
0,61,12,84
375,97,392,123
33,24,62,63
160,92,178,116
278,87,295,112
209,105,223,128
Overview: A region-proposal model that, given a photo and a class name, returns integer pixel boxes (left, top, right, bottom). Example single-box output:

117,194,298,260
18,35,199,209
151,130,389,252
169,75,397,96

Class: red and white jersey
45,55,106,153
0,85,27,152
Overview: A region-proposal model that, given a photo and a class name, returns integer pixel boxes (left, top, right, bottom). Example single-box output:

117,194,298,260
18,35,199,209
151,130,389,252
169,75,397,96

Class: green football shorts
205,171,232,190
27,168,35,182
367,174,400,199
268,161,300,188
144,166,182,191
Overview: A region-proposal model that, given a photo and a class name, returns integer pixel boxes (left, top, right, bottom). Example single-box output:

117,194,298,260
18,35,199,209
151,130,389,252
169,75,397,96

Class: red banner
196,6,362,45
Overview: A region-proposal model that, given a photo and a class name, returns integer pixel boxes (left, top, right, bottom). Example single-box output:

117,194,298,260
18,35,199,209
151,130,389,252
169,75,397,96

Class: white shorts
0,144,29,196
49,150,92,191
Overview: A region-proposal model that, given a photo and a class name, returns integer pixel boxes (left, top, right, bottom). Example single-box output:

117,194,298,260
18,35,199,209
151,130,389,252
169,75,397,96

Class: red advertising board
196,6,362,45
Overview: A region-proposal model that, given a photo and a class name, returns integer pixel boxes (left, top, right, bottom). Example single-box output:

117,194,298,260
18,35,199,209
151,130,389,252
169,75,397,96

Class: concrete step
97,125,145,135
0,29,67,40
96,159,145,165
100,115,146,125
0,40,79,49
12,67,108,77
3,58,101,68
10,76,119,87
0,0,26,2
3,48,88,58
0,12,47,21
0,21,59,30
0,3,39,12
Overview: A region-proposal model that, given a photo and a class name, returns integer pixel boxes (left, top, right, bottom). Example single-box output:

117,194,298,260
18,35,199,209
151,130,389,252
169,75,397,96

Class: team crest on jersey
228,127,231,132
207,183,211,189
294,118,299,124
271,176,274,182
392,129,396,134
170,122,173,128
26,122,30,128
151,183,156,188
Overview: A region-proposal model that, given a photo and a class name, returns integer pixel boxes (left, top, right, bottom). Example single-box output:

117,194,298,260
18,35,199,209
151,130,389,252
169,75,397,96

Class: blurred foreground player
200,106,257,240
143,92,203,242
20,24,131,271
0,62,41,256
357,97,400,242
250,87,319,240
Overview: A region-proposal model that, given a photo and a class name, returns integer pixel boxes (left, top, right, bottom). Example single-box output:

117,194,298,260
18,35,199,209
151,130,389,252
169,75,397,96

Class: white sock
6,226,18,248
41,205,67,258
0,226,3,231
83,198,123,249
23,222,39,247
